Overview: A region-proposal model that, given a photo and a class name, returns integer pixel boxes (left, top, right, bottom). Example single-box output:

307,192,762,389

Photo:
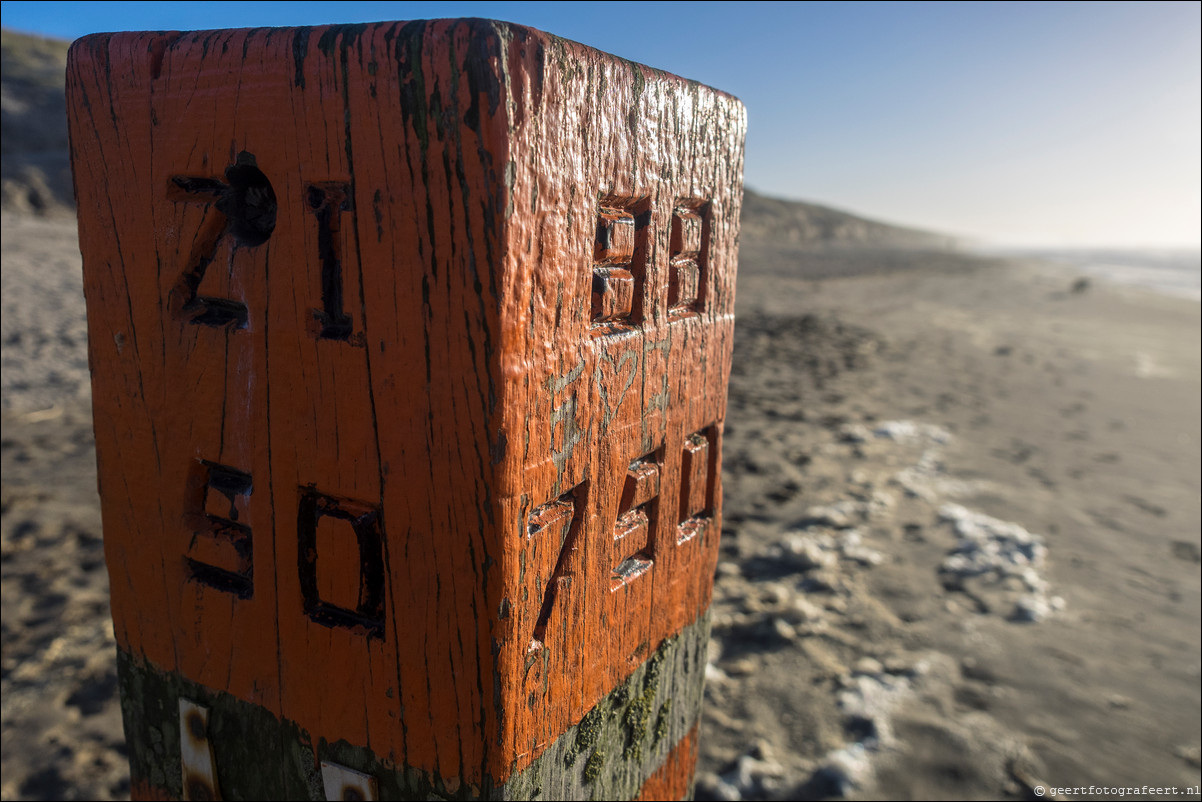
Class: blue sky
2,0,1199,247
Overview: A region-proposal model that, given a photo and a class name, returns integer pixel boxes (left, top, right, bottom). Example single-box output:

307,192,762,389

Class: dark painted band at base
121,611,711,800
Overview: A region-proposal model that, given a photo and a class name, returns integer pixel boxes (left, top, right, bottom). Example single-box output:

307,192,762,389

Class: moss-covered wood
117,611,710,800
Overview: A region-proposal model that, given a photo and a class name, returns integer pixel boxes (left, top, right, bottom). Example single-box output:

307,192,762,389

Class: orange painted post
68,19,745,800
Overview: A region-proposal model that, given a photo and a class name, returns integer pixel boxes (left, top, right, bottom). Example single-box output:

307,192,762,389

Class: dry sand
1,212,1199,800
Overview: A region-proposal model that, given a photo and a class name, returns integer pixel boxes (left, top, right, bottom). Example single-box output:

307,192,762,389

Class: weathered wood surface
68,18,745,800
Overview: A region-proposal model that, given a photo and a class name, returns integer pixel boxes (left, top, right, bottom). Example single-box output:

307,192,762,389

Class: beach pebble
867,490,895,519
740,595,765,614
805,568,844,593
762,582,792,606
726,658,759,676
809,742,875,797
796,619,831,637
803,501,861,528
712,612,736,631
840,531,885,566
840,419,951,446
772,617,798,641
824,596,849,613
801,640,849,679
854,657,884,676
1011,594,1051,622
893,470,939,501
938,503,1060,623
705,662,731,686
782,535,838,570
839,424,872,444
695,771,743,801
843,546,884,566
837,671,911,747
783,596,825,625
1175,745,1202,769
716,749,787,800
716,560,742,578
874,420,952,444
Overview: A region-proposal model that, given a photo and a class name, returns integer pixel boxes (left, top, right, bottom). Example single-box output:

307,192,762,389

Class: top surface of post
68,17,746,799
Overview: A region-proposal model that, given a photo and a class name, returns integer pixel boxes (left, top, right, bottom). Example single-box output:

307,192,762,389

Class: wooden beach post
67,19,746,800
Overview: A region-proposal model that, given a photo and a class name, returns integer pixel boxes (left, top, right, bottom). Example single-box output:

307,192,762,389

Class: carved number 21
169,151,353,340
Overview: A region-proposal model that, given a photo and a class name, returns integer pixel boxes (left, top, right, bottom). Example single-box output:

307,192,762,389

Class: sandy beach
700,244,1201,799
2,206,1198,799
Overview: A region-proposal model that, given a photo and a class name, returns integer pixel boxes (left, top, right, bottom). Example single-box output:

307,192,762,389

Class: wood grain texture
68,18,745,797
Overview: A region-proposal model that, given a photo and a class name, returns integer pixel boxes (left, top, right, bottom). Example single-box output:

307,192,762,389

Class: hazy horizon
2,0,1199,250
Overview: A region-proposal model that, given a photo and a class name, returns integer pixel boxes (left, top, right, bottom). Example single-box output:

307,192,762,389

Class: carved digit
590,198,651,336
168,151,276,328
677,428,717,544
306,183,354,340
297,490,384,636
668,201,709,317
187,461,253,598
611,450,661,590
527,488,583,645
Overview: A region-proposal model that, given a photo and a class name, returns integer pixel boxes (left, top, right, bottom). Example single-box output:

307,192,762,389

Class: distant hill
740,189,955,250
1,28,72,215
0,27,957,252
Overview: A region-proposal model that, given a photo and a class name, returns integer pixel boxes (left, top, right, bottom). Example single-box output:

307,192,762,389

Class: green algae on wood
116,610,710,800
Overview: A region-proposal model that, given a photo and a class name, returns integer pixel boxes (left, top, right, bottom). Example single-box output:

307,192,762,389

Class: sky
2,0,1199,248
